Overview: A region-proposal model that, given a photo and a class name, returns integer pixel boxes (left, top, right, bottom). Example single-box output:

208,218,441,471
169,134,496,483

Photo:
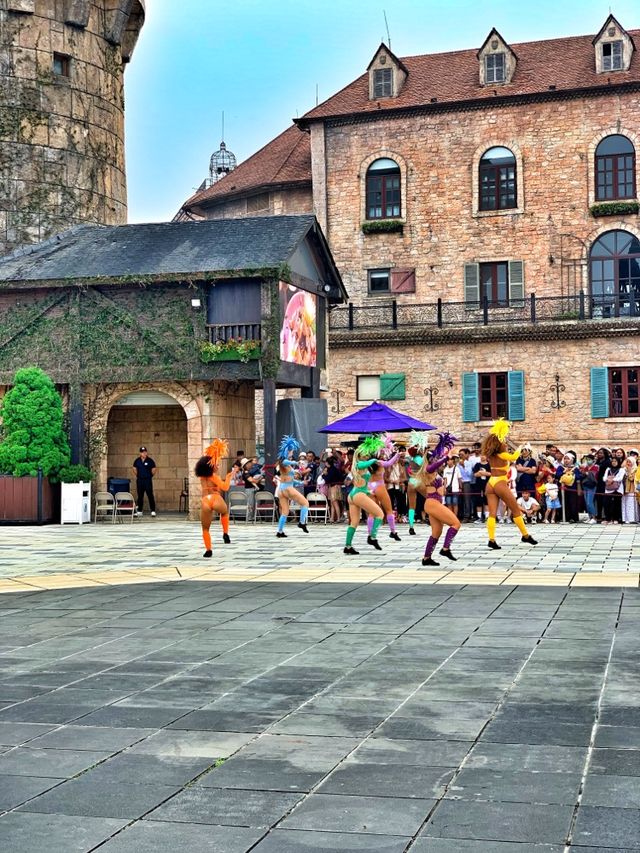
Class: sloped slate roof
0,216,318,284
184,125,311,211
299,29,640,123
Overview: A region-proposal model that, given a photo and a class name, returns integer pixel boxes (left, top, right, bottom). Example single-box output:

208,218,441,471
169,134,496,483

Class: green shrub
0,367,71,479
590,201,640,217
58,464,94,483
361,219,404,234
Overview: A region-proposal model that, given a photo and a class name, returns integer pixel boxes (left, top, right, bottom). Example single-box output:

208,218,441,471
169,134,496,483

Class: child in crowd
544,474,561,523
516,489,540,523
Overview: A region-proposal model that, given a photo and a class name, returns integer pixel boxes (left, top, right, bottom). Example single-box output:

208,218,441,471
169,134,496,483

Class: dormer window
373,68,393,99
602,40,623,71
485,53,505,84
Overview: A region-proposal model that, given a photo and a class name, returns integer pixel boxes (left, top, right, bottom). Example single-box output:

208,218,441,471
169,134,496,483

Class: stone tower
0,0,145,254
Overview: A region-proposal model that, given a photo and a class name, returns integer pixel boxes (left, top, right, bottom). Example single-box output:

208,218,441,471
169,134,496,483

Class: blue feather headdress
278,435,300,459
430,431,458,459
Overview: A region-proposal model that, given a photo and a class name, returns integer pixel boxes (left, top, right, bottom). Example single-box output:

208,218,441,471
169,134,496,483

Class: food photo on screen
279,283,317,366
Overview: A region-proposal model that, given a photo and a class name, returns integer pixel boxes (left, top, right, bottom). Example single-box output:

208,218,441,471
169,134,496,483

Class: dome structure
209,141,237,185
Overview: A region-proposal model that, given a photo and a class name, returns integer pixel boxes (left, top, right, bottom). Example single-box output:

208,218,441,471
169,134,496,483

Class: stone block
64,0,90,28
7,0,34,14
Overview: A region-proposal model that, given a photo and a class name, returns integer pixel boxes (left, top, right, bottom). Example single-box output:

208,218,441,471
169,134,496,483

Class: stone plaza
0,519,638,851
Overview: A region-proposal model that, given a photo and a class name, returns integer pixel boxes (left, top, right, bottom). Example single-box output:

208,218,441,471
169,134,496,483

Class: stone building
0,216,345,515
182,15,640,452
0,0,145,254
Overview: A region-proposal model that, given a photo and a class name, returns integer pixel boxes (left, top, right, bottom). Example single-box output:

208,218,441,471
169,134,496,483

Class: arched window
479,147,516,211
366,158,401,220
595,135,635,201
590,229,640,316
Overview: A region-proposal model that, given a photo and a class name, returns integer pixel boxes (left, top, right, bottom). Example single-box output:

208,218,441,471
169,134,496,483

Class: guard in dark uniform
132,446,157,516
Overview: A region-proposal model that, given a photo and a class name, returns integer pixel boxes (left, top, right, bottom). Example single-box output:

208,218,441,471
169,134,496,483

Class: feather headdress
278,435,300,459
204,438,228,467
431,431,458,459
489,418,511,443
357,434,385,457
379,433,396,459
409,430,431,451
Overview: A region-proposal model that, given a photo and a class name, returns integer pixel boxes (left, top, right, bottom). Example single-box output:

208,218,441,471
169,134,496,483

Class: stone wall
0,0,144,253
202,186,313,221
328,332,640,454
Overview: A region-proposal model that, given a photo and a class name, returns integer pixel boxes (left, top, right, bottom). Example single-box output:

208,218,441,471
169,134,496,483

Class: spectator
385,446,408,521
515,444,538,496
302,451,319,495
603,457,625,524
595,447,612,522
443,456,461,513
544,474,561,524
230,459,244,487
557,452,582,523
622,455,639,524
517,489,540,523
323,455,345,522
132,446,157,517
499,462,518,523
472,453,491,522
613,447,627,464
456,448,474,522
580,454,598,523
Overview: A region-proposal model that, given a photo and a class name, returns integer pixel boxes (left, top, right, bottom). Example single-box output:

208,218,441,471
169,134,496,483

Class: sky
124,0,640,223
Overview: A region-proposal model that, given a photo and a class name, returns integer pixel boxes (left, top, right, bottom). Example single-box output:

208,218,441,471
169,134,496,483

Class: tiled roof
184,125,311,211
299,29,640,122
0,216,319,284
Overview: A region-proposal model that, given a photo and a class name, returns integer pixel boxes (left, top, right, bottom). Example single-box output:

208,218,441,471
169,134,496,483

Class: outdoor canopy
318,401,436,434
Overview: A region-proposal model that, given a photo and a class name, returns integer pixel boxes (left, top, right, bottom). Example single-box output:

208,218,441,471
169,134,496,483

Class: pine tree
0,367,71,479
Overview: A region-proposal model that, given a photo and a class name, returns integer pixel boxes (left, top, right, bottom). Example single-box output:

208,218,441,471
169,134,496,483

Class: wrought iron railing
207,323,261,343
329,291,640,331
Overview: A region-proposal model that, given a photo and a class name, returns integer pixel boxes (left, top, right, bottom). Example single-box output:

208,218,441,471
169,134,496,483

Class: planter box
0,474,57,524
205,349,261,362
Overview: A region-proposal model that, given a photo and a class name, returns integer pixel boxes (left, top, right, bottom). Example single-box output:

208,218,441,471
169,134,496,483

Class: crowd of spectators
228,442,640,526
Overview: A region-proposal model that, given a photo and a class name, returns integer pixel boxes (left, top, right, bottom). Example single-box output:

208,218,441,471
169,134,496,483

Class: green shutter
464,263,480,306
509,260,524,307
462,372,479,422
590,367,609,418
508,370,525,421
380,373,406,401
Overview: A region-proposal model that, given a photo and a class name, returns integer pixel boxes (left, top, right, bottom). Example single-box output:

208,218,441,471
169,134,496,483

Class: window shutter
590,367,609,418
390,269,416,293
507,370,525,421
509,260,525,306
464,263,480,305
380,373,406,401
462,372,479,422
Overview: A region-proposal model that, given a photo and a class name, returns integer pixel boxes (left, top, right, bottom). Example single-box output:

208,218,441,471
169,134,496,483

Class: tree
0,367,71,479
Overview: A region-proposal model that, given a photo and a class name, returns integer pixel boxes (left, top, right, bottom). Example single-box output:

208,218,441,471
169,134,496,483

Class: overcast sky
124,0,639,223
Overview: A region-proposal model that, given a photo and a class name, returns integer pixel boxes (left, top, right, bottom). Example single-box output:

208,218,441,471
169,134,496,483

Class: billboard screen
279,282,317,367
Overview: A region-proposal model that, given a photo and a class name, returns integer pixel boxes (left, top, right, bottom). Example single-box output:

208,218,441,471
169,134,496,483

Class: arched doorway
106,390,188,513
590,229,640,317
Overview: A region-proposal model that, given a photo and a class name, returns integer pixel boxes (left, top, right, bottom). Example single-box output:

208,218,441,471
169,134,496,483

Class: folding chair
114,491,136,523
253,490,276,523
306,491,328,524
228,490,250,523
94,491,115,523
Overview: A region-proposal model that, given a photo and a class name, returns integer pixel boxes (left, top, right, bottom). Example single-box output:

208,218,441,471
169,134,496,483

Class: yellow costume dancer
481,419,537,550
195,439,232,558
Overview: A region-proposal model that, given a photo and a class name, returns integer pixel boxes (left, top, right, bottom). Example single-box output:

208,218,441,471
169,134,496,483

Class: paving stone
446,768,581,805
0,747,112,778
317,761,454,798
352,737,473,767
128,729,255,757
281,792,434,835
581,774,640,809
197,757,327,792
236,733,359,767
268,712,382,737
19,778,180,819
594,725,640,749
70,705,193,729
0,811,128,853
0,721,57,746
167,708,283,732
590,748,640,777
424,799,573,844
412,840,563,852
376,716,485,741
79,753,214,786
97,820,264,852
0,774,64,810
147,786,302,826
572,806,640,849
28,725,155,752
481,719,593,746
251,829,410,852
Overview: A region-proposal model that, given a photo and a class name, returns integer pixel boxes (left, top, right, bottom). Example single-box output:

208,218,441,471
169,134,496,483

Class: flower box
362,219,404,235
205,348,261,362
590,201,640,217
0,474,58,524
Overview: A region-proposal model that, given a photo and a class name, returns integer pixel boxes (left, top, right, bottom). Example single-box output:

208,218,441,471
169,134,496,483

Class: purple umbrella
319,401,436,434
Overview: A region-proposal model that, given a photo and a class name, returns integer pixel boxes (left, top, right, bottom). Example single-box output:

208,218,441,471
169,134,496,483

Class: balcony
329,292,640,332
207,323,261,343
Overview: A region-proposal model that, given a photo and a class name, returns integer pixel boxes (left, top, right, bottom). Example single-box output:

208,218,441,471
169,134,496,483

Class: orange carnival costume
481,419,537,550
196,439,232,558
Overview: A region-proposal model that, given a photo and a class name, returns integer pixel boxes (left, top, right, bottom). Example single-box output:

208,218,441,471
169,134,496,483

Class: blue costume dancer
275,435,309,538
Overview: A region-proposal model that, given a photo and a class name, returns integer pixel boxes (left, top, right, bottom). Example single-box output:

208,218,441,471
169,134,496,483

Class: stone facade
199,186,313,221
0,0,144,254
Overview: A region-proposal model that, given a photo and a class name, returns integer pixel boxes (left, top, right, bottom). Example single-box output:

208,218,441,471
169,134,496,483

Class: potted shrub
0,367,71,523
199,337,261,364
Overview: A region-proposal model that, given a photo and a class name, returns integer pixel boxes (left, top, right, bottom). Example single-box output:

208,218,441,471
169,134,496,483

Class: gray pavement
0,574,638,851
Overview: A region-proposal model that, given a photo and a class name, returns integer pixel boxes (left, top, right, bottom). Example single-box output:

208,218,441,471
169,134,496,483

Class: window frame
373,68,393,99
479,149,517,211
479,371,508,421
485,53,506,84
367,268,391,295
53,52,71,77
365,161,401,220
356,375,381,402
590,229,640,316
479,261,509,307
609,366,640,417
595,137,636,202
602,40,623,71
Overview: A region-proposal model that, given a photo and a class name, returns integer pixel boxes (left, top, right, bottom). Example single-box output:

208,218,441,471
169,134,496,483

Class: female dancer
481,419,537,549
415,433,461,566
406,431,431,534
275,435,309,537
344,435,385,555
195,439,232,558
367,434,401,541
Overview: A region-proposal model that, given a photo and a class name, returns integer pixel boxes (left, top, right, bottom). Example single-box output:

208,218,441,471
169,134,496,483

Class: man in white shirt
516,489,540,523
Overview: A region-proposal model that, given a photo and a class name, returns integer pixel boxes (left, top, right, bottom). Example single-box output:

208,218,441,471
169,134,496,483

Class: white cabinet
60,482,92,524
